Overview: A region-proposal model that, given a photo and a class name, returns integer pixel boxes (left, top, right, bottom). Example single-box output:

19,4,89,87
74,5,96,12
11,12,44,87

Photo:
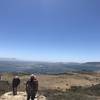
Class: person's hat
15,76,19,78
30,74,36,78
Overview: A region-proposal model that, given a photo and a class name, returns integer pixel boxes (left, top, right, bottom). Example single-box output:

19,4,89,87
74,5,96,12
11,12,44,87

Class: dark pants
27,92,37,100
13,87,17,95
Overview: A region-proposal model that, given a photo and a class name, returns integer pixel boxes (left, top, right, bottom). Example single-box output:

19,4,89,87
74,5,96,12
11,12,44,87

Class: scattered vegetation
44,84,100,100
1,73,100,100
44,89,97,100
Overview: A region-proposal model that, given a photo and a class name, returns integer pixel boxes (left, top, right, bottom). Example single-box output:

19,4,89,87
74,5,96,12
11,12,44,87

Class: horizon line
0,57,100,63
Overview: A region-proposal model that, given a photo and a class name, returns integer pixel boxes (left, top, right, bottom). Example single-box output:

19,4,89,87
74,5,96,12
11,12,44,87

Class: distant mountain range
0,58,100,74
0,58,18,61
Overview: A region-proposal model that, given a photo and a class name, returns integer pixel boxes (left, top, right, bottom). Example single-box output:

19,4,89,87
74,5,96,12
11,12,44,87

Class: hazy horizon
0,57,100,63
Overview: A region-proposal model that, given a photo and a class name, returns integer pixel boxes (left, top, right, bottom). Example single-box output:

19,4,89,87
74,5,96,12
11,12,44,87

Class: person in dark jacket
26,74,38,100
12,76,20,95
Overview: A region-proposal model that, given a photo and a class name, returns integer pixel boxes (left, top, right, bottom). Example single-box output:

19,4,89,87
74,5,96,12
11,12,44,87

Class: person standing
12,76,20,95
26,74,38,100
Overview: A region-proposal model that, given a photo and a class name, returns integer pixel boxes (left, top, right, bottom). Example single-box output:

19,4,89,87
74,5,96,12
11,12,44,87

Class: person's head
14,76,19,79
30,74,36,81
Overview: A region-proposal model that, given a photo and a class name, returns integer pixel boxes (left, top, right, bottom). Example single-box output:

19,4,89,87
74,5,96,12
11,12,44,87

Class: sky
0,0,100,62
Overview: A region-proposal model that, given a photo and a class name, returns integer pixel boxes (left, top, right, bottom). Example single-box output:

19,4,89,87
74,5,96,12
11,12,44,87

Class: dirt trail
0,92,46,100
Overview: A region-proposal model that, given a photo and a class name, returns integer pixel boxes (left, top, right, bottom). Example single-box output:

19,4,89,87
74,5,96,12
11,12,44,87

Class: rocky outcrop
0,92,46,100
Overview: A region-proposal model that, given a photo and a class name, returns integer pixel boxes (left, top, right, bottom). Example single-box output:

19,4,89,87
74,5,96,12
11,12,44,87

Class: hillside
1,73,100,100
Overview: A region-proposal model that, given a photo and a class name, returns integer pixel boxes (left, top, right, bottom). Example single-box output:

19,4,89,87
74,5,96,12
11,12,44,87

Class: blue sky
0,0,100,62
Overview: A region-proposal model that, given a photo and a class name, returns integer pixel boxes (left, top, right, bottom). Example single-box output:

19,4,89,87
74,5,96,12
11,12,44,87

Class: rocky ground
0,92,46,100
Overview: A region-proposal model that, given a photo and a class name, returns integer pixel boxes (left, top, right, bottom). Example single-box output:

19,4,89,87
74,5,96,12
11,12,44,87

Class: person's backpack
26,79,38,94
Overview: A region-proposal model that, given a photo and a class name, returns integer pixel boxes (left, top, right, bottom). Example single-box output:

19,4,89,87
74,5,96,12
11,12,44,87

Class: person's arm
18,79,20,85
35,80,38,91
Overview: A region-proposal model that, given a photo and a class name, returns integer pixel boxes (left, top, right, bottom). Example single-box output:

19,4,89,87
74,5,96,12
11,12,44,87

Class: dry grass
1,72,100,100
1,73,100,91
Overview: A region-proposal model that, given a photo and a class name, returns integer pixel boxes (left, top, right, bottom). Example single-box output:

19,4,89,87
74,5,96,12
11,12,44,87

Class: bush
44,89,97,100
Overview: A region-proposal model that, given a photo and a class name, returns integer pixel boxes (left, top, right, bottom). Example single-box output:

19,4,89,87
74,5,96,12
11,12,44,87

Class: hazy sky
0,0,100,62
